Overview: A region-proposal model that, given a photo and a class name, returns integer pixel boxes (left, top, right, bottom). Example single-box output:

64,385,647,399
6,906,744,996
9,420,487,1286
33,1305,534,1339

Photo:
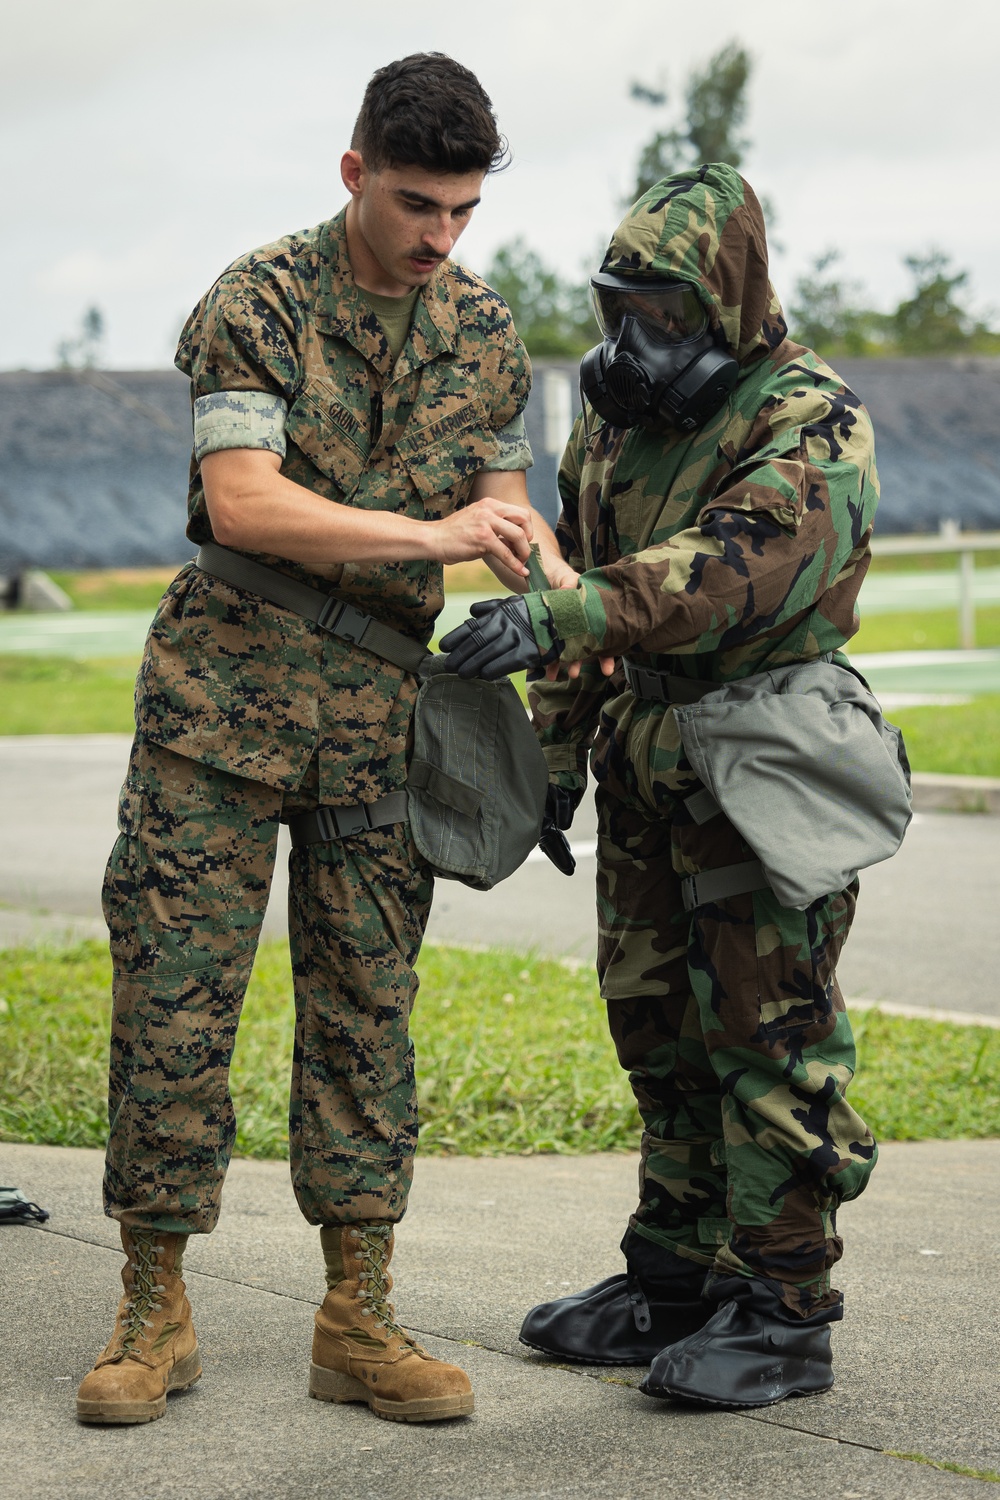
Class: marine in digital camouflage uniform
78,53,563,1430
442,163,880,1408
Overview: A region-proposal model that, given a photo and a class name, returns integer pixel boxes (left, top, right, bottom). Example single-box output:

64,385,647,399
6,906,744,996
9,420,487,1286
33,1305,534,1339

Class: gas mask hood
580,270,739,433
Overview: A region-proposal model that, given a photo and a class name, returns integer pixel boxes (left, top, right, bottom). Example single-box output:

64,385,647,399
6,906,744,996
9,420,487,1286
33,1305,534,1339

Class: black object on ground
0,1186,50,1224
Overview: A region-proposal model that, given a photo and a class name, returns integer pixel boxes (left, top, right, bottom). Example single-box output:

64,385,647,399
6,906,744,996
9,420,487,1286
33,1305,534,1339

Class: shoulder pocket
396,398,500,501
286,378,370,498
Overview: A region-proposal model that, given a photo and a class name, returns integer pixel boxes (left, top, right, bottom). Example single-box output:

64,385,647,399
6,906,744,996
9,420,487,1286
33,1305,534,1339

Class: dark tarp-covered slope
0,369,192,572
2,358,999,572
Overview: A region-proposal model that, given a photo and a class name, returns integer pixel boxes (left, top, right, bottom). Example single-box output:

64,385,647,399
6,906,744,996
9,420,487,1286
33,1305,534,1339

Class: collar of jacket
314,210,462,379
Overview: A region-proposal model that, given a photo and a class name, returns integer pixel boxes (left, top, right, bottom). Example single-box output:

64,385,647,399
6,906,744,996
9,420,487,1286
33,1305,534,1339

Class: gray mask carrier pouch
673,658,913,910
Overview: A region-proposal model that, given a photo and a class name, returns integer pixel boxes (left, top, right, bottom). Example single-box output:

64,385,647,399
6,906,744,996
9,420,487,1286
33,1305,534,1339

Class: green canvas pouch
408,661,548,891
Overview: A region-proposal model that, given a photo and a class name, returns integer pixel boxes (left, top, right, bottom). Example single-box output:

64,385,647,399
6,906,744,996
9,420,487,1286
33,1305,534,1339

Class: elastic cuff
541,743,588,778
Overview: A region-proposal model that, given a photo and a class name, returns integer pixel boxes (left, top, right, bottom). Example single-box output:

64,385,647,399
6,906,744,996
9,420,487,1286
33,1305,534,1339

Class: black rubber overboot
518,1230,712,1365
640,1274,843,1409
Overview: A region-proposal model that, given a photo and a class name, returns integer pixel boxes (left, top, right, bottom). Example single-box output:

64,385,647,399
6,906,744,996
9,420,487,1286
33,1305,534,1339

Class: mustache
407,251,445,264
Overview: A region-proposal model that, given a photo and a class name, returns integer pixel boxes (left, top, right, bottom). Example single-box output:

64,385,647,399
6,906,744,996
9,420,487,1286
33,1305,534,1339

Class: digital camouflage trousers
102,735,432,1236
595,782,877,1316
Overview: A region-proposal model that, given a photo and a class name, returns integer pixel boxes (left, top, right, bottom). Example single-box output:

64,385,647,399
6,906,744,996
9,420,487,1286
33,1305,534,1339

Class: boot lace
349,1225,413,1344
118,1237,166,1353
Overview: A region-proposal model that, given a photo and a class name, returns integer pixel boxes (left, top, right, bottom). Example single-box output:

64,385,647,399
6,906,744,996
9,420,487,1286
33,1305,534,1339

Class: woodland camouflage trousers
596,783,878,1316
101,735,431,1236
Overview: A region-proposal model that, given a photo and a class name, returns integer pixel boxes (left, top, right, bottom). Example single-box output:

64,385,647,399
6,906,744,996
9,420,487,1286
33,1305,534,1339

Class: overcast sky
3,0,998,370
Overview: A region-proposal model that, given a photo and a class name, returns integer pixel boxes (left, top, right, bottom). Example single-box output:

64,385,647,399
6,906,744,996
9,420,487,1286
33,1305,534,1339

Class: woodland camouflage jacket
527,164,879,800
136,211,530,803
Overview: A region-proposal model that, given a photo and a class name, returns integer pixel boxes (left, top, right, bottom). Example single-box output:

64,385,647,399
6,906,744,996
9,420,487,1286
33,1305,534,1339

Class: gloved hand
440,596,541,681
537,782,583,877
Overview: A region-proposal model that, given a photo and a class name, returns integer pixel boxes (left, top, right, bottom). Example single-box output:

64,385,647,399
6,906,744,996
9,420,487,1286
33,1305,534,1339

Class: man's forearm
201,449,531,573
204,451,438,564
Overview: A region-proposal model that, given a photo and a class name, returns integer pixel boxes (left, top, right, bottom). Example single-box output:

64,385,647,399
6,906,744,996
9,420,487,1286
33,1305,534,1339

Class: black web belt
194,542,425,846
195,541,431,675
621,659,772,910
622,658,720,705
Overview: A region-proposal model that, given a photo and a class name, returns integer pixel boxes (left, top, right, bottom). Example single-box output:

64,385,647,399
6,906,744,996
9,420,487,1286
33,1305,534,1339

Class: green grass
852,604,1000,653
889,695,1000,779
884,1452,1000,1484
867,551,1000,574
1,940,997,1158
5,650,1000,777
49,569,176,613
0,655,138,735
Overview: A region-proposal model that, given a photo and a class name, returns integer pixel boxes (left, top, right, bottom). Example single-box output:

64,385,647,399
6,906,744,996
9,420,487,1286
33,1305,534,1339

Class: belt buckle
332,804,371,838
681,874,699,912
331,604,370,645
316,596,345,633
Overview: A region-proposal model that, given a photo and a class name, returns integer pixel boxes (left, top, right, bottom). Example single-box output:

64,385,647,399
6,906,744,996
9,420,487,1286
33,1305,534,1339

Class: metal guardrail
869,522,1000,649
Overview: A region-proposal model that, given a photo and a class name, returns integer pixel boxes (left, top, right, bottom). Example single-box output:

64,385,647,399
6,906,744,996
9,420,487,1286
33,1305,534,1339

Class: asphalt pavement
2,732,998,1024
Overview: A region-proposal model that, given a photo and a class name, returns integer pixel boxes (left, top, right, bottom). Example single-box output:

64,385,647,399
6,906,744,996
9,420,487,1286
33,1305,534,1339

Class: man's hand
545,653,618,683
427,497,532,576
439,595,541,680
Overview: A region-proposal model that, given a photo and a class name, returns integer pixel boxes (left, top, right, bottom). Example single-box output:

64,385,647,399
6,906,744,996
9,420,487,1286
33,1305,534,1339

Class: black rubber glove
537,783,582,877
440,596,541,681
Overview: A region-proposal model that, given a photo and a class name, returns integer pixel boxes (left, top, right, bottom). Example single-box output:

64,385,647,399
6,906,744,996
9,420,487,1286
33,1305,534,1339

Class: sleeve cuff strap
542,744,587,775
538,583,591,646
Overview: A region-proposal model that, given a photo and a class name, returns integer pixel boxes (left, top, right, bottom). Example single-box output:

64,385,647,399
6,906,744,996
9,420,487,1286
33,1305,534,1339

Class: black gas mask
580,271,739,432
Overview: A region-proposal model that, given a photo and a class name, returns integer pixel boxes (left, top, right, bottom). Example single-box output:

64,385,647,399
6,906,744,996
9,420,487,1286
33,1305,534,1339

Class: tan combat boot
309,1222,473,1423
76,1226,201,1424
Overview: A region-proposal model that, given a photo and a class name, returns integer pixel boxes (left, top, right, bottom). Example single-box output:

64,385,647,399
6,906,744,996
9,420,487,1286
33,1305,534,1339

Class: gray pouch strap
286,791,409,847
408,759,484,819
685,787,722,825
682,859,771,912
196,541,431,676
623,659,719,705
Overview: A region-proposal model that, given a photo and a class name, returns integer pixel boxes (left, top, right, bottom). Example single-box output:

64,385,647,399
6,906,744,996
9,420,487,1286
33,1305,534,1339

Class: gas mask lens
591,273,709,345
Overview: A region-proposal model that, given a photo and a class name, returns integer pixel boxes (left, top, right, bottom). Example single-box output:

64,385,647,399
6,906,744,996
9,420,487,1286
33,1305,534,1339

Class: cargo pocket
752,883,853,1037
101,781,142,967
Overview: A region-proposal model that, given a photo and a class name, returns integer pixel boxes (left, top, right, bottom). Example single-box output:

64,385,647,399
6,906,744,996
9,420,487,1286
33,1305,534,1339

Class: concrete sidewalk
1,1140,997,1499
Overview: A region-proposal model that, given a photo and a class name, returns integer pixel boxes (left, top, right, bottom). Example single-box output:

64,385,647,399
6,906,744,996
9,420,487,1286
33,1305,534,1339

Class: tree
56,305,105,369
628,42,751,202
892,250,981,354
485,238,598,358
787,251,884,356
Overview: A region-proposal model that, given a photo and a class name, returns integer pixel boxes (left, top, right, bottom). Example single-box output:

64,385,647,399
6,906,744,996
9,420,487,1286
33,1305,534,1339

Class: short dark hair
352,53,509,175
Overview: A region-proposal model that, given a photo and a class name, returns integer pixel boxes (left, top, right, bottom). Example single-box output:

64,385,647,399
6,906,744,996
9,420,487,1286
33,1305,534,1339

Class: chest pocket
286,378,371,499
396,397,500,506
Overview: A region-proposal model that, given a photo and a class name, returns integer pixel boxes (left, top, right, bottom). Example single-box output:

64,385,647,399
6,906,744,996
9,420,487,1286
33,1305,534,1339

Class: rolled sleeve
193,390,289,462
483,412,533,472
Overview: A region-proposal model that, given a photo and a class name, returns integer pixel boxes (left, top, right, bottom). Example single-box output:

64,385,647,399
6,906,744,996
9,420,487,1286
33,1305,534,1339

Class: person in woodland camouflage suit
441,164,880,1408
77,53,578,1429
